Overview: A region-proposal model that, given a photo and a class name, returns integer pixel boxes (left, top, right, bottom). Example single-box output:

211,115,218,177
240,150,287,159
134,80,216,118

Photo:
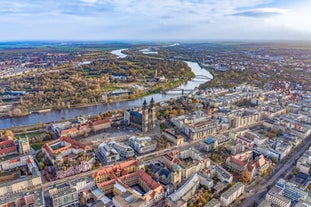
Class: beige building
185,119,217,140
200,137,218,152
163,129,184,145
17,136,31,154
0,155,42,197
0,189,45,207
179,148,211,180
42,136,91,164
229,109,261,129
161,149,211,186
171,111,217,141
220,182,244,206
212,165,233,183
0,176,42,197
94,160,164,207
128,136,157,154
166,174,200,207
225,151,271,179
49,184,79,207
296,146,311,174
91,117,111,132
226,140,245,155
113,190,145,207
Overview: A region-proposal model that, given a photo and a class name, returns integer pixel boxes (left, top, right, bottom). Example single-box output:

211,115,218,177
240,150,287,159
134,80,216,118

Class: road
239,134,311,207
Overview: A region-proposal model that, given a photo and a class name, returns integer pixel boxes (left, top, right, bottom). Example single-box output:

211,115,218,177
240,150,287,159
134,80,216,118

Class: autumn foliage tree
238,170,252,183
0,130,14,138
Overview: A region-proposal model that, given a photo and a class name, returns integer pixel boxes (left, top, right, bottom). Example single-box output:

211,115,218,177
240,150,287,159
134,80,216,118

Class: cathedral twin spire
142,97,155,110
142,98,156,132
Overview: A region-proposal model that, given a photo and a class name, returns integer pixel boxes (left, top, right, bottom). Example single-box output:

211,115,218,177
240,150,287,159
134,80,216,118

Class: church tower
18,136,30,155
142,100,149,132
148,98,156,130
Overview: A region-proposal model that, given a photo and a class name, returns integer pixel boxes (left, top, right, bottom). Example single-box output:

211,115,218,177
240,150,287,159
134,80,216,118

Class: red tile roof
0,136,16,155
136,169,161,190
229,156,247,168
93,118,111,126
42,136,90,161
94,160,139,178
0,145,17,155
0,136,14,144
60,127,78,136
79,125,89,130
8,158,20,164
96,166,163,201
61,136,90,150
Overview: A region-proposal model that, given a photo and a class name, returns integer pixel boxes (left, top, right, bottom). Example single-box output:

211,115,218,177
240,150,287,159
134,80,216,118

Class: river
0,50,213,129
110,49,128,58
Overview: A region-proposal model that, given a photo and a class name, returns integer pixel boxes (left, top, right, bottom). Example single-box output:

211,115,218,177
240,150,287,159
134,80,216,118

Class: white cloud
0,0,310,41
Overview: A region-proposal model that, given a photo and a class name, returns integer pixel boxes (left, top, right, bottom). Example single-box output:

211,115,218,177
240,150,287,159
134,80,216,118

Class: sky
1,0,311,41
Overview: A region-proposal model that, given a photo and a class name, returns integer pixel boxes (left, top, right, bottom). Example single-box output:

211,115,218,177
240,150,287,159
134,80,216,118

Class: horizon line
1,39,311,44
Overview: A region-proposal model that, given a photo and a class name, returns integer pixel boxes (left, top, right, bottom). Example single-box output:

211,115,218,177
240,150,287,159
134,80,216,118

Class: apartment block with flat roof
220,182,244,206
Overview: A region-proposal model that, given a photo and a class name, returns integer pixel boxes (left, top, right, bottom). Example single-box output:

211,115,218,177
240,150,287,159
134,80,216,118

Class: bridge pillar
182,89,184,96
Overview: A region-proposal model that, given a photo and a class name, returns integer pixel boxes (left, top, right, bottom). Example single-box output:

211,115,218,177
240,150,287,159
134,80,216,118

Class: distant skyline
1,0,311,41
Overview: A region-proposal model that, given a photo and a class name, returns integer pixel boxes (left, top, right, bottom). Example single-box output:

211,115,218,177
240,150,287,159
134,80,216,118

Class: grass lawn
11,124,45,134
13,130,45,139
31,142,46,151
24,131,44,138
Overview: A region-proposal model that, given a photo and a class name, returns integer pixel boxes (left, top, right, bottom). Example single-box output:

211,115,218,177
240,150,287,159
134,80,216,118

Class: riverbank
2,72,194,120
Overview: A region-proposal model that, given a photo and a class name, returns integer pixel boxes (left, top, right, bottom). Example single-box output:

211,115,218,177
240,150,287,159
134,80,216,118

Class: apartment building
220,182,244,206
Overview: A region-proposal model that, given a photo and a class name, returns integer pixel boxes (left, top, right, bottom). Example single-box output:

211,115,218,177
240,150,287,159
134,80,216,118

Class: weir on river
0,49,213,129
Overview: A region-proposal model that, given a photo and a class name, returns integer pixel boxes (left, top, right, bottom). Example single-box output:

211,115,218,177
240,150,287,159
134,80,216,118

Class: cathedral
124,98,157,132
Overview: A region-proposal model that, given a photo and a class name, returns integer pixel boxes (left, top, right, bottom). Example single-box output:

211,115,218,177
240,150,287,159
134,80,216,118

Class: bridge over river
162,88,194,95
162,74,211,95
